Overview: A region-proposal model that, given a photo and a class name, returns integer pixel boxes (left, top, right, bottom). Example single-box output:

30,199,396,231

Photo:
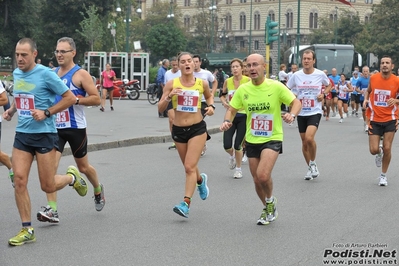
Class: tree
367,0,399,65
76,5,104,51
145,23,187,60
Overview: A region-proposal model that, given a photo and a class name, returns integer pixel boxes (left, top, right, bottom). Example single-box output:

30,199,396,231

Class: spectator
156,59,169,118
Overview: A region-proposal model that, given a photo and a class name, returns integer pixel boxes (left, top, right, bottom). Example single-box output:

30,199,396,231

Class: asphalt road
0,101,398,265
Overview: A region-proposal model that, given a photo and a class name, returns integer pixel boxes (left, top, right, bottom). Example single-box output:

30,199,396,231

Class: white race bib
15,94,35,117
176,90,200,113
250,113,273,137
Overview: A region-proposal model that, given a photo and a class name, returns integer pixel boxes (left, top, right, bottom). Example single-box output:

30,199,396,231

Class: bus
284,44,362,77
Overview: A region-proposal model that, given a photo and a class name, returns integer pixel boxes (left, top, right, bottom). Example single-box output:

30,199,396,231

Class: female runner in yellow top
158,52,215,218
220,58,250,179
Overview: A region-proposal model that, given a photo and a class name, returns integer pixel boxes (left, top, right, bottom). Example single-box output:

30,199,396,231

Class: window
226,0,232,4
240,13,246,30
365,0,373,3
254,40,259,50
329,13,337,22
240,40,245,48
184,17,190,28
240,0,247,3
309,12,318,29
184,0,190,6
268,11,275,22
364,14,371,23
226,15,232,30
255,0,261,2
286,11,293,28
254,13,261,30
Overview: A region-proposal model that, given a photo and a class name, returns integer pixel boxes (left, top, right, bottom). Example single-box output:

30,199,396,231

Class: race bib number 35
176,90,200,113
15,94,35,117
56,109,71,128
250,113,273,137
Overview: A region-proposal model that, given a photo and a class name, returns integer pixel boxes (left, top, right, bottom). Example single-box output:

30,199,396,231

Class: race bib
300,97,315,111
56,109,71,128
250,113,273,137
176,90,199,113
339,92,347,99
15,94,35,117
228,90,236,102
373,89,390,107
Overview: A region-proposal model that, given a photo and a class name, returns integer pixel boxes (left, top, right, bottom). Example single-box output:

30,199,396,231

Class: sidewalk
0,97,225,156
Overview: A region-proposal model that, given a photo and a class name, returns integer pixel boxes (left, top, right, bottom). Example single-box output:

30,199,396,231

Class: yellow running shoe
9,227,36,246
67,165,88,196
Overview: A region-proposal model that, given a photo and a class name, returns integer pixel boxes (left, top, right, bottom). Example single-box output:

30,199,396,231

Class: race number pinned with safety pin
299,96,315,111
56,109,71,128
250,113,273,137
176,90,199,113
374,89,390,107
14,94,35,117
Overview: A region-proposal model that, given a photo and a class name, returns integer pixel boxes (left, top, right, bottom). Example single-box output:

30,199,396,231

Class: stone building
145,0,380,73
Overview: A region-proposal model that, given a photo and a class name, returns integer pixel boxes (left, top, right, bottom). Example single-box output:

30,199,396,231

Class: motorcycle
113,79,141,100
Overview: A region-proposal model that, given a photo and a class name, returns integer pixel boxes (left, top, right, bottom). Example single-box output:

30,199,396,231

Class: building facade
145,0,380,73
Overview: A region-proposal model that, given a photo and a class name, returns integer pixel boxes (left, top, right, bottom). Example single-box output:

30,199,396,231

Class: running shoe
351,110,355,116
37,205,59,223
9,170,14,188
266,197,278,222
94,183,105,211
173,201,189,218
365,124,368,132
309,162,319,178
100,107,104,112
356,112,358,117
201,145,207,156
197,173,209,200
375,146,383,168
257,207,269,225
304,167,312,180
339,118,343,123
379,175,388,186
168,143,176,150
110,106,114,111
332,112,336,117
233,170,243,179
8,227,36,246
242,154,248,163
229,157,236,170
67,165,88,197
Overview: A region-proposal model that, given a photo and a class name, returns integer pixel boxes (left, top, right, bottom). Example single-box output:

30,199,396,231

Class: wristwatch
209,104,216,110
290,113,296,118
44,109,51,118
75,98,80,105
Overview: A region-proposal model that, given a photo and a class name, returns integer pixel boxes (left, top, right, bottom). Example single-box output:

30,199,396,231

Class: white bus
284,44,362,77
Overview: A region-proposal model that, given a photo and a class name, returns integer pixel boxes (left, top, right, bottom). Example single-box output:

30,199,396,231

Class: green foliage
145,24,187,60
149,67,159,83
367,0,399,65
76,5,104,51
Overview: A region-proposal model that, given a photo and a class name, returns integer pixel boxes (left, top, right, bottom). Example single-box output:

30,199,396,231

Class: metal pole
210,0,214,53
277,0,281,67
125,0,131,53
249,0,253,54
266,44,270,78
334,7,338,44
296,0,300,64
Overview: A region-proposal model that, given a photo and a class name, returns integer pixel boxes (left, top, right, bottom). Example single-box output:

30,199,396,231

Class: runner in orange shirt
363,55,399,186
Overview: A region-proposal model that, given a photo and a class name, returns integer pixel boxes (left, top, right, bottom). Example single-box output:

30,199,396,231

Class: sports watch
44,109,51,118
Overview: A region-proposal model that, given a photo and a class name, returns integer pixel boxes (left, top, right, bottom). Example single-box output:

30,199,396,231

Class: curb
61,126,222,156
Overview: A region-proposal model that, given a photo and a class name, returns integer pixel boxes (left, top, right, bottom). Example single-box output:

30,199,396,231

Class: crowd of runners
4,36,399,246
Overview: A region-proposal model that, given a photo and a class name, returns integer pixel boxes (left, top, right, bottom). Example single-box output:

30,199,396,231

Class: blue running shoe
173,201,189,218
197,173,209,200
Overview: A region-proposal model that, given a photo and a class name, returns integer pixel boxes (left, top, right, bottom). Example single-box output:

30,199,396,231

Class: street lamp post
117,0,142,53
209,0,217,53
334,6,338,44
296,0,300,64
167,1,174,19
108,22,118,51
219,28,228,52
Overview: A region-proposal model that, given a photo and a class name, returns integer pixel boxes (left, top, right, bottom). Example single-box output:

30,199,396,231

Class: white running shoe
309,162,319,178
229,157,236,170
379,175,387,186
375,146,383,167
242,154,248,163
339,118,343,123
233,170,243,179
332,112,336,117
365,125,368,132
201,145,207,156
304,167,312,180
